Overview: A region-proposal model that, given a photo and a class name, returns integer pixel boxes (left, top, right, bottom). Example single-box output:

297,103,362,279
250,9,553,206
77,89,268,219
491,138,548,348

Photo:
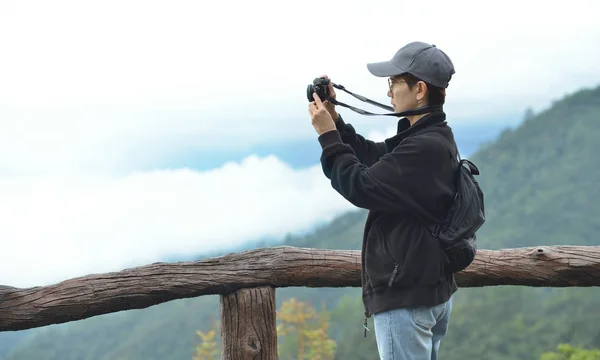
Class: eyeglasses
388,77,416,91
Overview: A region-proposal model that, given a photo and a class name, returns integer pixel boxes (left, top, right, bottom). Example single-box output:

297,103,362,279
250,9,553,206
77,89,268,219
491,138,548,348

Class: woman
308,41,458,360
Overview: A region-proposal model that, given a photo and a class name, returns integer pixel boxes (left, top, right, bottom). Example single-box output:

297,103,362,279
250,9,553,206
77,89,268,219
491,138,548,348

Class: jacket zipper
362,263,400,337
388,262,400,287
363,308,371,337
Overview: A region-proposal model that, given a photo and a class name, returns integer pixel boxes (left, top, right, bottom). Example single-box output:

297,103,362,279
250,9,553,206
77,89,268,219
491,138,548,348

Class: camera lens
306,84,315,102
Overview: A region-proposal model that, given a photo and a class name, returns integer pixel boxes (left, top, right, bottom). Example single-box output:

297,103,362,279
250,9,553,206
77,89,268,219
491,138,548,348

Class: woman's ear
416,81,428,103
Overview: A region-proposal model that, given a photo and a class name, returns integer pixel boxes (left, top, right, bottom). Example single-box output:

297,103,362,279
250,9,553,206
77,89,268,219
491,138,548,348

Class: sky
0,0,599,287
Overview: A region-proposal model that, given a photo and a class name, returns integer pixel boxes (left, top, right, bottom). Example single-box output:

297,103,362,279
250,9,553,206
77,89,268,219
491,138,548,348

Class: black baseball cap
366,41,455,88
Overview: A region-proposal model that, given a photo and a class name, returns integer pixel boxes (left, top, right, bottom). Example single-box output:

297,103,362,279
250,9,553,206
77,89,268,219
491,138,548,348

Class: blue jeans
373,296,453,360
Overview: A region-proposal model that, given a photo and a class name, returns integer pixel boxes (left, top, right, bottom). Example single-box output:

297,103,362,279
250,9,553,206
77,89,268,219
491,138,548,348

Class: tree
303,303,336,360
276,298,336,360
540,344,600,360
193,319,220,360
524,107,535,121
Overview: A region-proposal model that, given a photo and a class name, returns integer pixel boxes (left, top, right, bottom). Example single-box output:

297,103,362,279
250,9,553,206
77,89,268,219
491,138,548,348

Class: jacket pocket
364,221,406,291
387,262,400,287
379,231,402,287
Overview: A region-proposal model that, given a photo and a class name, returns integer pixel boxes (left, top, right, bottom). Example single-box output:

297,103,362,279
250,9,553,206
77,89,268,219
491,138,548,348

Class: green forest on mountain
2,84,600,360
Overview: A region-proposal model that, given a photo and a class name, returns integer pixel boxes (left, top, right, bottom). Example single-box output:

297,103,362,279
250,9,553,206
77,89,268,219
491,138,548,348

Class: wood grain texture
220,287,277,359
1,245,599,331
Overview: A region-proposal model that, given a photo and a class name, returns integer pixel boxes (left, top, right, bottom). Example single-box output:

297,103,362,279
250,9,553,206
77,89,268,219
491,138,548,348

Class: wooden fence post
220,286,278,359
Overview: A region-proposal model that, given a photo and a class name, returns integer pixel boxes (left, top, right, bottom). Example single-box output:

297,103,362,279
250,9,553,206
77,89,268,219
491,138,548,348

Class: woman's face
387,76,427,113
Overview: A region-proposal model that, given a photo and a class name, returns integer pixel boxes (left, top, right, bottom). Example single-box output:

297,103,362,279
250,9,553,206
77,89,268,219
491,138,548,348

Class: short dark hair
396,73,446,106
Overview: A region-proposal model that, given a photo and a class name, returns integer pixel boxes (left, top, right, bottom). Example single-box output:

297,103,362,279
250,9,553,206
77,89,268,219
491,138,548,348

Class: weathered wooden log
0,245,599,331
458,245,600,287
220,286,278,360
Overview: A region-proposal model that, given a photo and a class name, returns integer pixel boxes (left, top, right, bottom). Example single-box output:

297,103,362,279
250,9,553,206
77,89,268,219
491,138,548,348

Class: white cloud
0,155,357,288
1,0,600,175
0,106,318,175
367,126,397,143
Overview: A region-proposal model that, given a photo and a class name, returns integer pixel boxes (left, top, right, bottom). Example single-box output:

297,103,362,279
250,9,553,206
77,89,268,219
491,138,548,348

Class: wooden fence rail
1,245,600,359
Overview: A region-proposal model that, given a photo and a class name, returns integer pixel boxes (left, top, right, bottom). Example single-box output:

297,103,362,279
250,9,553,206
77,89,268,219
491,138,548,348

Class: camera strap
328,83,442,117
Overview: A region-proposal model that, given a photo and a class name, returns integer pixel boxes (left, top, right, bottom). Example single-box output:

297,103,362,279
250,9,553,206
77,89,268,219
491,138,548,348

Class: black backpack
429,152,485,273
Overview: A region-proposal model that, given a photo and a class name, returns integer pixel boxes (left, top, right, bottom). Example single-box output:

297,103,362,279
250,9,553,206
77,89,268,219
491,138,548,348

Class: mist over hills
137,117,515,172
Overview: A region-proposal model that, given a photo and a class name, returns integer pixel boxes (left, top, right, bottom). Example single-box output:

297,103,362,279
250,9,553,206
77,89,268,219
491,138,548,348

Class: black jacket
317,111,459,318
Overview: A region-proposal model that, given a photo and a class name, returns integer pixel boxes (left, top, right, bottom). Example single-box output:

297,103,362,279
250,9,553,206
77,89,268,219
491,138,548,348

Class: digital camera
306,77,331,102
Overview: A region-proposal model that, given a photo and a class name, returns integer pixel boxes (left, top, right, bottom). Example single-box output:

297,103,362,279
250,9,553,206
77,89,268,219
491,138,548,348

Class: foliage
540,344,600,360
192,316,220,360
192,328,219,360
277,298,336,360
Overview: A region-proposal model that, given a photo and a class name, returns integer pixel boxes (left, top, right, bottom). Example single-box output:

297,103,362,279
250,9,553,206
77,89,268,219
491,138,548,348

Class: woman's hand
308,92,337,136
320,75,339,121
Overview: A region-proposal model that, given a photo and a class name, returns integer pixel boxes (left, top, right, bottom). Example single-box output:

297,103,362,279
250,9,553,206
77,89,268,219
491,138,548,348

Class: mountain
2,83,600,360
471,87,600,250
